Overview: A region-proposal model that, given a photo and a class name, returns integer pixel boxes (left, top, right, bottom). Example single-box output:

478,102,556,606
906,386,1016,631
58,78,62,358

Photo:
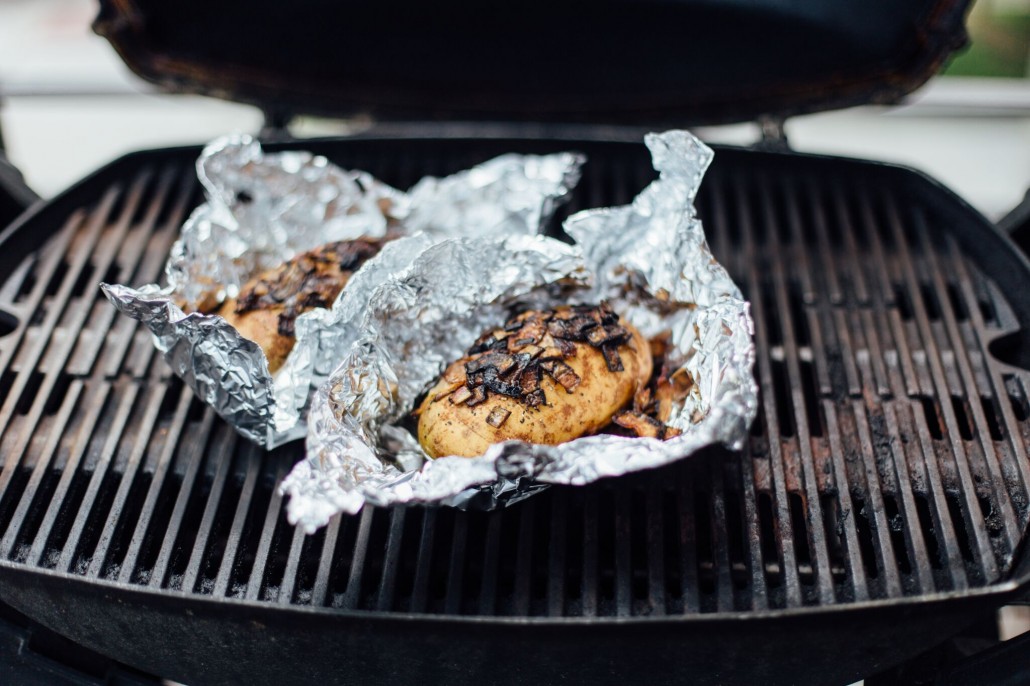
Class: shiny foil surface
102,135,584,446
284,130,758,532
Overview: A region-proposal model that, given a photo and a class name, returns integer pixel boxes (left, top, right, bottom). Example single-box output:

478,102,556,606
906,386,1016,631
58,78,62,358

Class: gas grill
2,1,1030,684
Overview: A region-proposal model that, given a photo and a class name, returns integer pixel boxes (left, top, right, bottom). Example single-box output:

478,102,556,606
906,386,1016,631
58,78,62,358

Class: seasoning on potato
416,302,656,458
219,237,387,373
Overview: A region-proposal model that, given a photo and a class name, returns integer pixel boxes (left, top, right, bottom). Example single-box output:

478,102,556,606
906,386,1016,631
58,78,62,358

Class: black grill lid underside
93,0,971,126
0,137,1028,625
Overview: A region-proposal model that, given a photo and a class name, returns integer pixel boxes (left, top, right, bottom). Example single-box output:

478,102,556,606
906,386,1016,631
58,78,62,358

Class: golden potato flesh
417,304,653,459
217,238,386,374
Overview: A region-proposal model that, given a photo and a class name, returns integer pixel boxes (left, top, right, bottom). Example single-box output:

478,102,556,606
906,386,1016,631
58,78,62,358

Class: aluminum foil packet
101,134,584,446
283,130,758,532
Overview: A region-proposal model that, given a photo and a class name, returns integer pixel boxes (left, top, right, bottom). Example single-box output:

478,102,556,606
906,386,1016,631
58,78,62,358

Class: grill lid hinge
754,115,791,152
259,108,295,142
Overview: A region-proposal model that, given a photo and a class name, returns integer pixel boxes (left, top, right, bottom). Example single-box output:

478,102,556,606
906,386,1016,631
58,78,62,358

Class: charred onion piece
425,303,649,436
235,238,385,337
486,407,511,428
612,329,692,440
614,410,683,440
540,359,581,392
466,386,488,406
450,303,636,412
448,386,473,404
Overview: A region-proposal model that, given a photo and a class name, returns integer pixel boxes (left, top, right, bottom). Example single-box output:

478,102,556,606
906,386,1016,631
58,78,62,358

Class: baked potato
417,303,653,458
219,237,385,373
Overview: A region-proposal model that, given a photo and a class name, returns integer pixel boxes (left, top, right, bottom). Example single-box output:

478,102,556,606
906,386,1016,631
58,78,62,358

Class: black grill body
0,135,1028,686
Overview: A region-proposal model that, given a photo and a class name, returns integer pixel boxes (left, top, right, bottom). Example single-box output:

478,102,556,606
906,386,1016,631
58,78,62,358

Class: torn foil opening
102,135,584,447
283,130,758,532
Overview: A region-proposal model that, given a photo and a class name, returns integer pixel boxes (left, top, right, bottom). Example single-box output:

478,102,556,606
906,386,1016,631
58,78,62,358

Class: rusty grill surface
0,141,1027,618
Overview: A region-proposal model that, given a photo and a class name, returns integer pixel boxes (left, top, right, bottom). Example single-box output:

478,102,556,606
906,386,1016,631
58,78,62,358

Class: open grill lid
94,0,970,126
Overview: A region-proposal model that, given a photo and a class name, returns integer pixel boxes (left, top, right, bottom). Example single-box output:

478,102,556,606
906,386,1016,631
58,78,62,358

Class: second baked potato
417,303,653,458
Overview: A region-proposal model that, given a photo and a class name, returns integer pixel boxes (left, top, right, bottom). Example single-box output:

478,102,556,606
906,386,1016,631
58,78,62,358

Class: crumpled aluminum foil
283,130,758,532
101,135,584,446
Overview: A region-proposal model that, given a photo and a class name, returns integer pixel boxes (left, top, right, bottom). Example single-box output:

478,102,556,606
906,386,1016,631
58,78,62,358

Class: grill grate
0,141,1028,619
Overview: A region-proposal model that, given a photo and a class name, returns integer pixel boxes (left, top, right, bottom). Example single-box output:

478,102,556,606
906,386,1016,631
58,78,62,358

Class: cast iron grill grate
0,140,1027,619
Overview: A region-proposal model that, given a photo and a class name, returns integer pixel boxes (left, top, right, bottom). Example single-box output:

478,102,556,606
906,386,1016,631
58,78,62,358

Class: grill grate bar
70,166,179,379
340,506,374,609
706,174,769,610
708,461,734,611
803,179,843,306
738,444,769,609
476,510,503,616
829,182,870,306
853,186,921,397
373,508,406,611
734,173,802,607
851,400,904,596
823,183,892,396
10,166,175,564
310,514,343,607
0,211,86,406
676,469,701,613
243,458,291,601
644,478,666,614
0,379,83,559
443,511,469,615
24,381,112,566
180,427,238,593
101,167,194,379
546,493,568,616
0,203,107,476
704,176,747,611
84,380,169,579
211,442,263,597
916,212,1021,547
822,402,871,601
579,491,599,616
880,192,1000,581
881,403,935,593
943,233,1030,521
767,176,835,605
613,488,632,616
0,169,163,569
147,407,218,588
848,185,959,589
0,215,80,377
408,508,437,613
513,500,536,616
914,212,1029,542
114,386,195,584
910,397,970,590
831,308,864,398
55,383,138,572
837,180,924,598
277,522,309,604
853,188,968,591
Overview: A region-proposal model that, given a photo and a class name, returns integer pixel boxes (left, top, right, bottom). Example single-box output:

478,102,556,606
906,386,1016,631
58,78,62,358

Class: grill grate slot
0,143,1027,619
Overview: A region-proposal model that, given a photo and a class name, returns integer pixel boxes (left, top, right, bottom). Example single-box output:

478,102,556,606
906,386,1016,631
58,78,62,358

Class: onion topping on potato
433,303,634,418
610,331,690,440
234,238,386,337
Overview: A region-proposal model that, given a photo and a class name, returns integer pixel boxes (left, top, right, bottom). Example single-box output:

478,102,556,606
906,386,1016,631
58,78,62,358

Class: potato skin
219,300,294,374
418,319,652,459
216,238,385,374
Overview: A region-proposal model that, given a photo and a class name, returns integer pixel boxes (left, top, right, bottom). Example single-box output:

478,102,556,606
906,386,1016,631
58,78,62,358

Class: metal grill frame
0,134,1029,686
